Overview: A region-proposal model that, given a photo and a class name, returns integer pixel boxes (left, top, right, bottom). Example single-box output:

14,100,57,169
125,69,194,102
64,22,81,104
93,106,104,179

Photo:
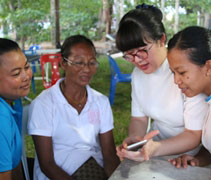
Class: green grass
24,55,134,157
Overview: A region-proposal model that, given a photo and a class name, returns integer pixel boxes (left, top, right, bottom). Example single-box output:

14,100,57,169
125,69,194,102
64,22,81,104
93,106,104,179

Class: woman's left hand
168,154,199,168
120,130,160,162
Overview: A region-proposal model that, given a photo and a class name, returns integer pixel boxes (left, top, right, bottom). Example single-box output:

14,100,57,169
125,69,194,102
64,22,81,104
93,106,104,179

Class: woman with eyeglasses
116,4,208,162
28,35,120,180
167,26,211,168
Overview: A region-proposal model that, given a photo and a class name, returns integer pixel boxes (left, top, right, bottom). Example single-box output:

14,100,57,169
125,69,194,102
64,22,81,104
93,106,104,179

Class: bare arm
32,135,73,180
99,130,120,177
0,171,11,180
128,116,149,138
145,129,202,158
116,116,149,160
122,129,201,162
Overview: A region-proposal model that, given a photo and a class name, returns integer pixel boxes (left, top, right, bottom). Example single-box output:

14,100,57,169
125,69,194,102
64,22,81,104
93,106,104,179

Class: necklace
60,81,87,108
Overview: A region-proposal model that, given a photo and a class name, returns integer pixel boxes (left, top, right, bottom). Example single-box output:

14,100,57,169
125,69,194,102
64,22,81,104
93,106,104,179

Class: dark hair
61,35,96,60
168,26,211,66
0,38,20,66
0,38,20,55
116,3,166,52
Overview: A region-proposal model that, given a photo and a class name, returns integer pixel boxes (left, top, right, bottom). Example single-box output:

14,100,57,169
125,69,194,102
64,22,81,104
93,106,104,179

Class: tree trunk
105,0,113,37
161,0,165,21
119,0,124,19
174,0,179,33
204,13,211,29
2,22,9,36
98,0,113,41
197,11,201,26
50,0,60,48
55,0,60,48
18,0,22,9
20,35,25,50
50,0,55,46
114,0,124,32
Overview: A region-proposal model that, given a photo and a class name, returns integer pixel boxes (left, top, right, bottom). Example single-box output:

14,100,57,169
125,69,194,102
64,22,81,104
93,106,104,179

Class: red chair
40,53,61,89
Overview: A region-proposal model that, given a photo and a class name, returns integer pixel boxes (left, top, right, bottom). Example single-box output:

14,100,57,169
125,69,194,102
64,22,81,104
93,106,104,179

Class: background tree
0,0,50,48
59,0,102,40
97,0,113,41
174,0,179,33
169,0,211,33
0,0,210,49
50,0,60,48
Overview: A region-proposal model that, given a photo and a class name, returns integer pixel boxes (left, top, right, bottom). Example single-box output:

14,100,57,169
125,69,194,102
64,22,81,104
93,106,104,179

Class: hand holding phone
126,139,148,151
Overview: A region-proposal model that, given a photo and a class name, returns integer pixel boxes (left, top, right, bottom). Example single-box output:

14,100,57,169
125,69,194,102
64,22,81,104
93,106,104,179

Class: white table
109,156,211,180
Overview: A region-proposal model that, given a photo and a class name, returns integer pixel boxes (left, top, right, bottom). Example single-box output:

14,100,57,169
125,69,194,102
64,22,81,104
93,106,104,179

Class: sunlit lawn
24,55,134,157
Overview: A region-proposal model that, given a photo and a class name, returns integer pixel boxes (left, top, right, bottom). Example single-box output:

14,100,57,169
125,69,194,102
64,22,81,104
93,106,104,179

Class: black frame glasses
123,44,153,62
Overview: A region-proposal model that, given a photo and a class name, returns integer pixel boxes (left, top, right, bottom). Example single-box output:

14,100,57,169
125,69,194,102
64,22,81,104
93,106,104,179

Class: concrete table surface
109,156,211,180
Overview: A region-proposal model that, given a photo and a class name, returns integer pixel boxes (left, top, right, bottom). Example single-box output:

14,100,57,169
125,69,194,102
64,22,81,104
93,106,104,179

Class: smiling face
61,42,97,87
168,48,211,97
0,50,32,103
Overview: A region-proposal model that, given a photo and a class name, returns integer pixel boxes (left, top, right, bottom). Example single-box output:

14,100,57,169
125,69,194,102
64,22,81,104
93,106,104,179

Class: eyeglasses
123,44,153,62
63,57,99,69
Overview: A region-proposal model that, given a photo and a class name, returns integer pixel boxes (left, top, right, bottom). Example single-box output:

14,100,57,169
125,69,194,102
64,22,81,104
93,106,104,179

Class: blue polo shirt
0,97,22,172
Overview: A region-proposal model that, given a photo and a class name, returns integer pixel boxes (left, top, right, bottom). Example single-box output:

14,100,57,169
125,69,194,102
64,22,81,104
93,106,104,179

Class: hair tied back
136,3,163,21
136,3,156,10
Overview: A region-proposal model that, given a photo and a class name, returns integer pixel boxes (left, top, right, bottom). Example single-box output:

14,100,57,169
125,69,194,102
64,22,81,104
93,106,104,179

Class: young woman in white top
167,26,211,168
116,3,208,162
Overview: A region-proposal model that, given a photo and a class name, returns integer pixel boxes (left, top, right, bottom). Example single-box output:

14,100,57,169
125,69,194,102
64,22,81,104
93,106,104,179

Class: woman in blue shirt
0,38,32,180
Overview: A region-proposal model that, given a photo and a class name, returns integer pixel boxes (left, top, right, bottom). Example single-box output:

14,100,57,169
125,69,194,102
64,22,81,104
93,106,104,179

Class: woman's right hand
116,130,159,162
116,136,142,161
168,154,199,168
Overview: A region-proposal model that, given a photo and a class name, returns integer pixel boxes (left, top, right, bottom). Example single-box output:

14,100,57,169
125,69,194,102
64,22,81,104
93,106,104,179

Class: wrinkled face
62,42,98,87
123,41,165,74
168,48,209,97
0,50,32,103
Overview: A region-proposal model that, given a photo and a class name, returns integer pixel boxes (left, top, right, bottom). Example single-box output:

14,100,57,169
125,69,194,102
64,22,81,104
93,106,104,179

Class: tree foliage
0,0,210,48
0,0,50,47
60,0,102,40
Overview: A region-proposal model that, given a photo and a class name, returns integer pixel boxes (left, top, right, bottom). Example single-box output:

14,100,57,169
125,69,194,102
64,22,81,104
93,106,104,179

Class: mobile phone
126,139,148,151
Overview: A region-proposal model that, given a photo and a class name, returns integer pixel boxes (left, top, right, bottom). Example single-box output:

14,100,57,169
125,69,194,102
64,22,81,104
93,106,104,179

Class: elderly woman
0,38,32,180
28,35,120,180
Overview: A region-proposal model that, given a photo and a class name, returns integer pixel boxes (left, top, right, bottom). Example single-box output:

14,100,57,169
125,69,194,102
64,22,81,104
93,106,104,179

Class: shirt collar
206,94,211,102
0,97,22,114
52,78,94,105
